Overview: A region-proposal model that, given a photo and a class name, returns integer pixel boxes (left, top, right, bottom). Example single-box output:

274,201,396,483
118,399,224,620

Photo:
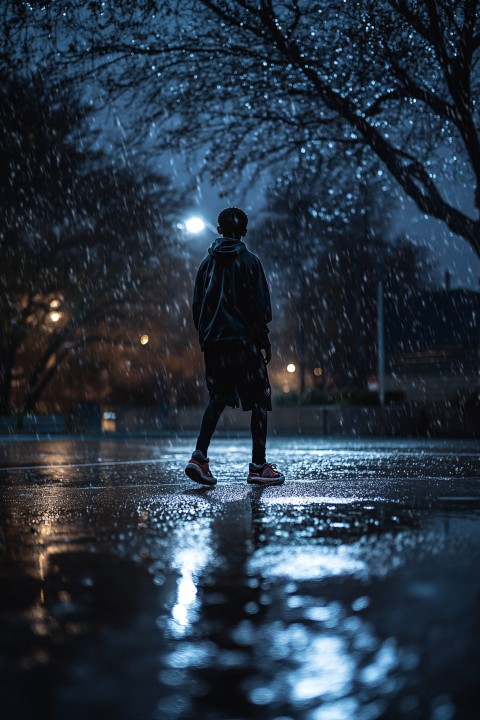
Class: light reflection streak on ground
250,546,367,580
243,596,414,718
169,522,213,638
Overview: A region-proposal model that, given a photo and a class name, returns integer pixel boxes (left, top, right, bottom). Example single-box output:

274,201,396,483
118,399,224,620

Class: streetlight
185,216,206,234
287,363,296,373
47,297,63,323
48,310,62,323
182,215,218,236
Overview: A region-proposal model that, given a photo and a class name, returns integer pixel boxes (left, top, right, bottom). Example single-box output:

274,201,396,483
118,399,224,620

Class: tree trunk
0,333,18,415
23,346,71,414
0,358,12,415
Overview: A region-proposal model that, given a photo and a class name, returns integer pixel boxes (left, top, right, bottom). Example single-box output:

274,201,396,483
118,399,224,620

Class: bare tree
0,72,178,414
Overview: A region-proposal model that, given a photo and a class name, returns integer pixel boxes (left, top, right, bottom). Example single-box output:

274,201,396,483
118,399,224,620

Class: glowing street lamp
48,310,62,323
185,216,206,234
47,297,63,323
140,334,149,345
286,363,296,373
182,215,218,235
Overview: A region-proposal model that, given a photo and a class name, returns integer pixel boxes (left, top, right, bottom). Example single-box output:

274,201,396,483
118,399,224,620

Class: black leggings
195,398,267,465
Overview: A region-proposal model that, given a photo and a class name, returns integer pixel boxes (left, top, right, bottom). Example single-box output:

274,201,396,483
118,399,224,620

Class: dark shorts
204,345,272,411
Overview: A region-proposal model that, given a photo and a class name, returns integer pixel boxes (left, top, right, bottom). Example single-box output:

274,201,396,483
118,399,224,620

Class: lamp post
377,280,385,406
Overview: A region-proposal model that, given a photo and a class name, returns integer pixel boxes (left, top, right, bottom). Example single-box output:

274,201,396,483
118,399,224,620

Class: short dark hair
217,207,248,237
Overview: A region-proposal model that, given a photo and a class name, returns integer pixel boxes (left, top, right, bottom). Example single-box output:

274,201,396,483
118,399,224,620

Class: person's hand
263,347,272,365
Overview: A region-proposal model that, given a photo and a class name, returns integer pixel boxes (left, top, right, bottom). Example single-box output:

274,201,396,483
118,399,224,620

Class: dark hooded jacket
193,237,272,351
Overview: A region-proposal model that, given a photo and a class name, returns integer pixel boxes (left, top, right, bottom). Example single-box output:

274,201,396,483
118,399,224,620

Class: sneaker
247,462,285,486
185,450,217,486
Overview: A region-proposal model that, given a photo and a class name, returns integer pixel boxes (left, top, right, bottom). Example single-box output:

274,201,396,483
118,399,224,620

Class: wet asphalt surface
1,436,480,720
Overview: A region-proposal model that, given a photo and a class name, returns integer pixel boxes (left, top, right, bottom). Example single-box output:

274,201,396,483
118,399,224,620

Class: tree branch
257,2,480,252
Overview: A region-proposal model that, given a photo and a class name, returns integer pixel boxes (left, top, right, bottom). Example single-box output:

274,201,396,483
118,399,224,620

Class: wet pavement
1,436,480,720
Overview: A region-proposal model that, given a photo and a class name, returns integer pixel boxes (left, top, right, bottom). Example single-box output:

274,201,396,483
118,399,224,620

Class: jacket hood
208,237,247,258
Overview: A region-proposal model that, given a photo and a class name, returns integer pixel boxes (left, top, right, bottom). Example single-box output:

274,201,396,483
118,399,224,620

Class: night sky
182,165,480,289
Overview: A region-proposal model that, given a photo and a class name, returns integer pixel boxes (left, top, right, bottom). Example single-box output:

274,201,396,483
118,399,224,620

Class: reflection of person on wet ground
248,486,269,552
176,492,268,718
184,207,285,488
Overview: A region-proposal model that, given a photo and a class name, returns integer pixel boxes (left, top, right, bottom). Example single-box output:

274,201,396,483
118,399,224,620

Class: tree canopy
0,71,178,414
2,0,478,255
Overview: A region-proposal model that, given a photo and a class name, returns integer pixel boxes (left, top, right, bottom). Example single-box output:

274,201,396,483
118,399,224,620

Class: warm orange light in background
286,363,296,373
49,298,61,309
102,411,117,433
313,367,323,377
48,311,62,323
140,334,149,345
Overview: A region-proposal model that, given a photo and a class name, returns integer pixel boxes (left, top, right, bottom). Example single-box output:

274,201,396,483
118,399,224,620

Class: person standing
185,207,285,487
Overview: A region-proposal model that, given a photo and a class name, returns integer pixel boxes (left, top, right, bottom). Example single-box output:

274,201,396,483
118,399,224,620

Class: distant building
384,289,480,402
